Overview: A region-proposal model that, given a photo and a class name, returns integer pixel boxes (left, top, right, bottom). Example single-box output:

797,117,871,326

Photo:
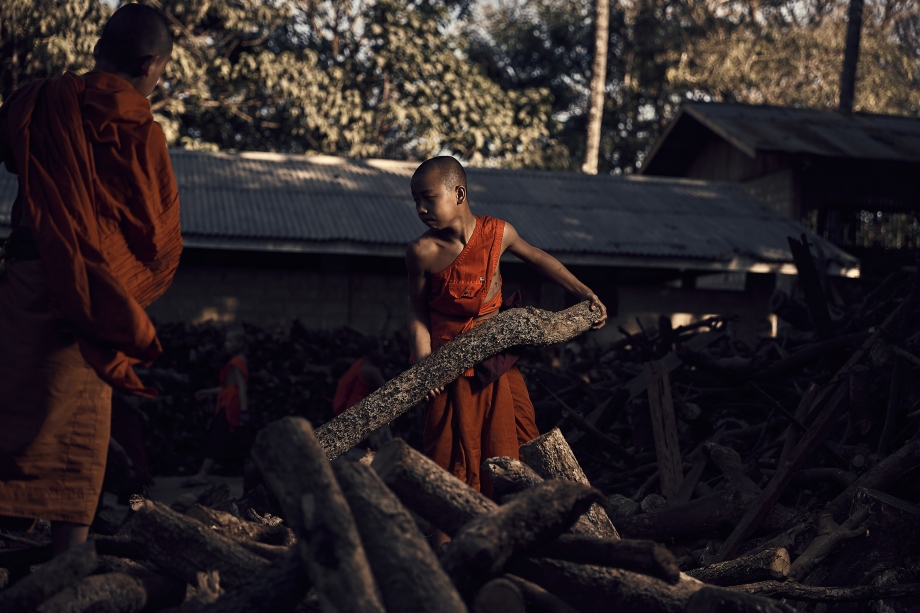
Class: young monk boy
406,156,607,509
0,4,182,554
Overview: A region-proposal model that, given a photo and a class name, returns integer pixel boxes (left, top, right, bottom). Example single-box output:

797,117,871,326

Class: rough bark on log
441,480,603,596
729,580,920,602
520,428,619,539
788,506,869,581
179,549,312,613
0,541,98,613
824,439,920,518
534,534,680,584
644,360,684,500
686,548,790,586
185,504,296,547
118,499,269,589
250,417,385,613
810,488,920,597
474,574,580,613
35,572,155,613
332,459,467,613
481,456,543,502
316,301,602,459
511,557,705,613
616,488,794,541
370,438,497,536
686,585,798,612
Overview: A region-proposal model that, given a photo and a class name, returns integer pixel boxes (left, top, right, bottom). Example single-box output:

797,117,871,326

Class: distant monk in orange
0,4,182,555
406,156,607,508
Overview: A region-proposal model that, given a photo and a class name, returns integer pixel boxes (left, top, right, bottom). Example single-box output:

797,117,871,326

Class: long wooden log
118,499,269,589
615,487,793,541
185,504,296,547
729,580,920,602
474,575,581,613
332,459,467,613
823,439,920,518
510,558,705,613
535,535,680,584
481,456,543,502
250,417,385,613
316,302,602,459
441,480,603,596
520,428,619,539
371,438,497,536
0,541,98,613
182,549,312,613
686,585,798,612
686,548,790,586
35,572,152,613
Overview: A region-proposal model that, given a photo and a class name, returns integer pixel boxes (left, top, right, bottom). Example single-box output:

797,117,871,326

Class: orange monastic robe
0,71,182,524
423,216,539,492
333,358,376,416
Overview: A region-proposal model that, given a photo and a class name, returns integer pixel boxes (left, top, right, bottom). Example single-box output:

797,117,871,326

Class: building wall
147,249,776,346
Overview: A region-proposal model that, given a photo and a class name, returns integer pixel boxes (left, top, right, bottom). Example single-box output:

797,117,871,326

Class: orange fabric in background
0,71,182,395
423,216,539,492
333,358,375,416
215,357,249,430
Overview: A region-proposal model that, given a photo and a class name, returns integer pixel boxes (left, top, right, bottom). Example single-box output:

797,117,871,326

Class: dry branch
316,302,602,459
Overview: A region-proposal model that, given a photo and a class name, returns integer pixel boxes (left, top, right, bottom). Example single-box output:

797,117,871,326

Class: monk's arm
503,223,607,329
406,241,444,399
406,242,434,361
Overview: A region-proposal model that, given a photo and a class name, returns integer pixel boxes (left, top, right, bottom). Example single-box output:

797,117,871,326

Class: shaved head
94,4,172,77
413,156,466,193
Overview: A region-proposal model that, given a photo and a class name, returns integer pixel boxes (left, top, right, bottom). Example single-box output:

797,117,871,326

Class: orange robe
215,357,249,430
333,358,376,416
423,216,539,492
0,71,182,524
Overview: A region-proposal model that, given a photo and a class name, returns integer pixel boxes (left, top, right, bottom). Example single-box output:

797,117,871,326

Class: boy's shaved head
414,156,467,192
94,4,173,77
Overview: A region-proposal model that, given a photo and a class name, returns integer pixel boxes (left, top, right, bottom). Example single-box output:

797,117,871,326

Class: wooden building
640,102,920,266
0,150,858,344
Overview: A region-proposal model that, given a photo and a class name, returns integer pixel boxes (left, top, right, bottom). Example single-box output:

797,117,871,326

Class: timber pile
4,255,920,610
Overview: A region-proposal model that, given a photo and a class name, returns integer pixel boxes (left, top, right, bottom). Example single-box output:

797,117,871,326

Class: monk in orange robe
0,4,181,554
406,156,607,530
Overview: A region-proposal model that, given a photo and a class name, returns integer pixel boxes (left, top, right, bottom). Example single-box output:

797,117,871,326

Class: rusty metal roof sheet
649,102,920,166
0,149,857,273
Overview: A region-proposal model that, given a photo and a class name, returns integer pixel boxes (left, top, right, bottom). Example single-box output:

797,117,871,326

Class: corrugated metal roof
682,102,920,161
0,149,857,273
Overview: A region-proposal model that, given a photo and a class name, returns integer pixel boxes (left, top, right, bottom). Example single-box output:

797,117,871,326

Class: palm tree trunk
839,0,864,113
582,0,610,175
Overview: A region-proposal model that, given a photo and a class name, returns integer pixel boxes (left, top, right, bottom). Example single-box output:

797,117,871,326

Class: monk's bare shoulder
406,232,440,273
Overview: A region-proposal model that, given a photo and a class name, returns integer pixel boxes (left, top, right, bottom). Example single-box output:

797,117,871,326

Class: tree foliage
1,0,917,172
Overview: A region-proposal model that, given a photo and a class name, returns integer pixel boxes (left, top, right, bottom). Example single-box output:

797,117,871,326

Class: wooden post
644,360,684,500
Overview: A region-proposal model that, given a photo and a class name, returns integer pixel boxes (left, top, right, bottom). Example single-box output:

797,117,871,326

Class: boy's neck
438,208,477,245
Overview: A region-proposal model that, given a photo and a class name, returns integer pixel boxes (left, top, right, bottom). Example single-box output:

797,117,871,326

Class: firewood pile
2,253,920,611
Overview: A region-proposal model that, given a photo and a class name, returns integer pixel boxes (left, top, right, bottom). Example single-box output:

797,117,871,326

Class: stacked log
5,257,920,611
